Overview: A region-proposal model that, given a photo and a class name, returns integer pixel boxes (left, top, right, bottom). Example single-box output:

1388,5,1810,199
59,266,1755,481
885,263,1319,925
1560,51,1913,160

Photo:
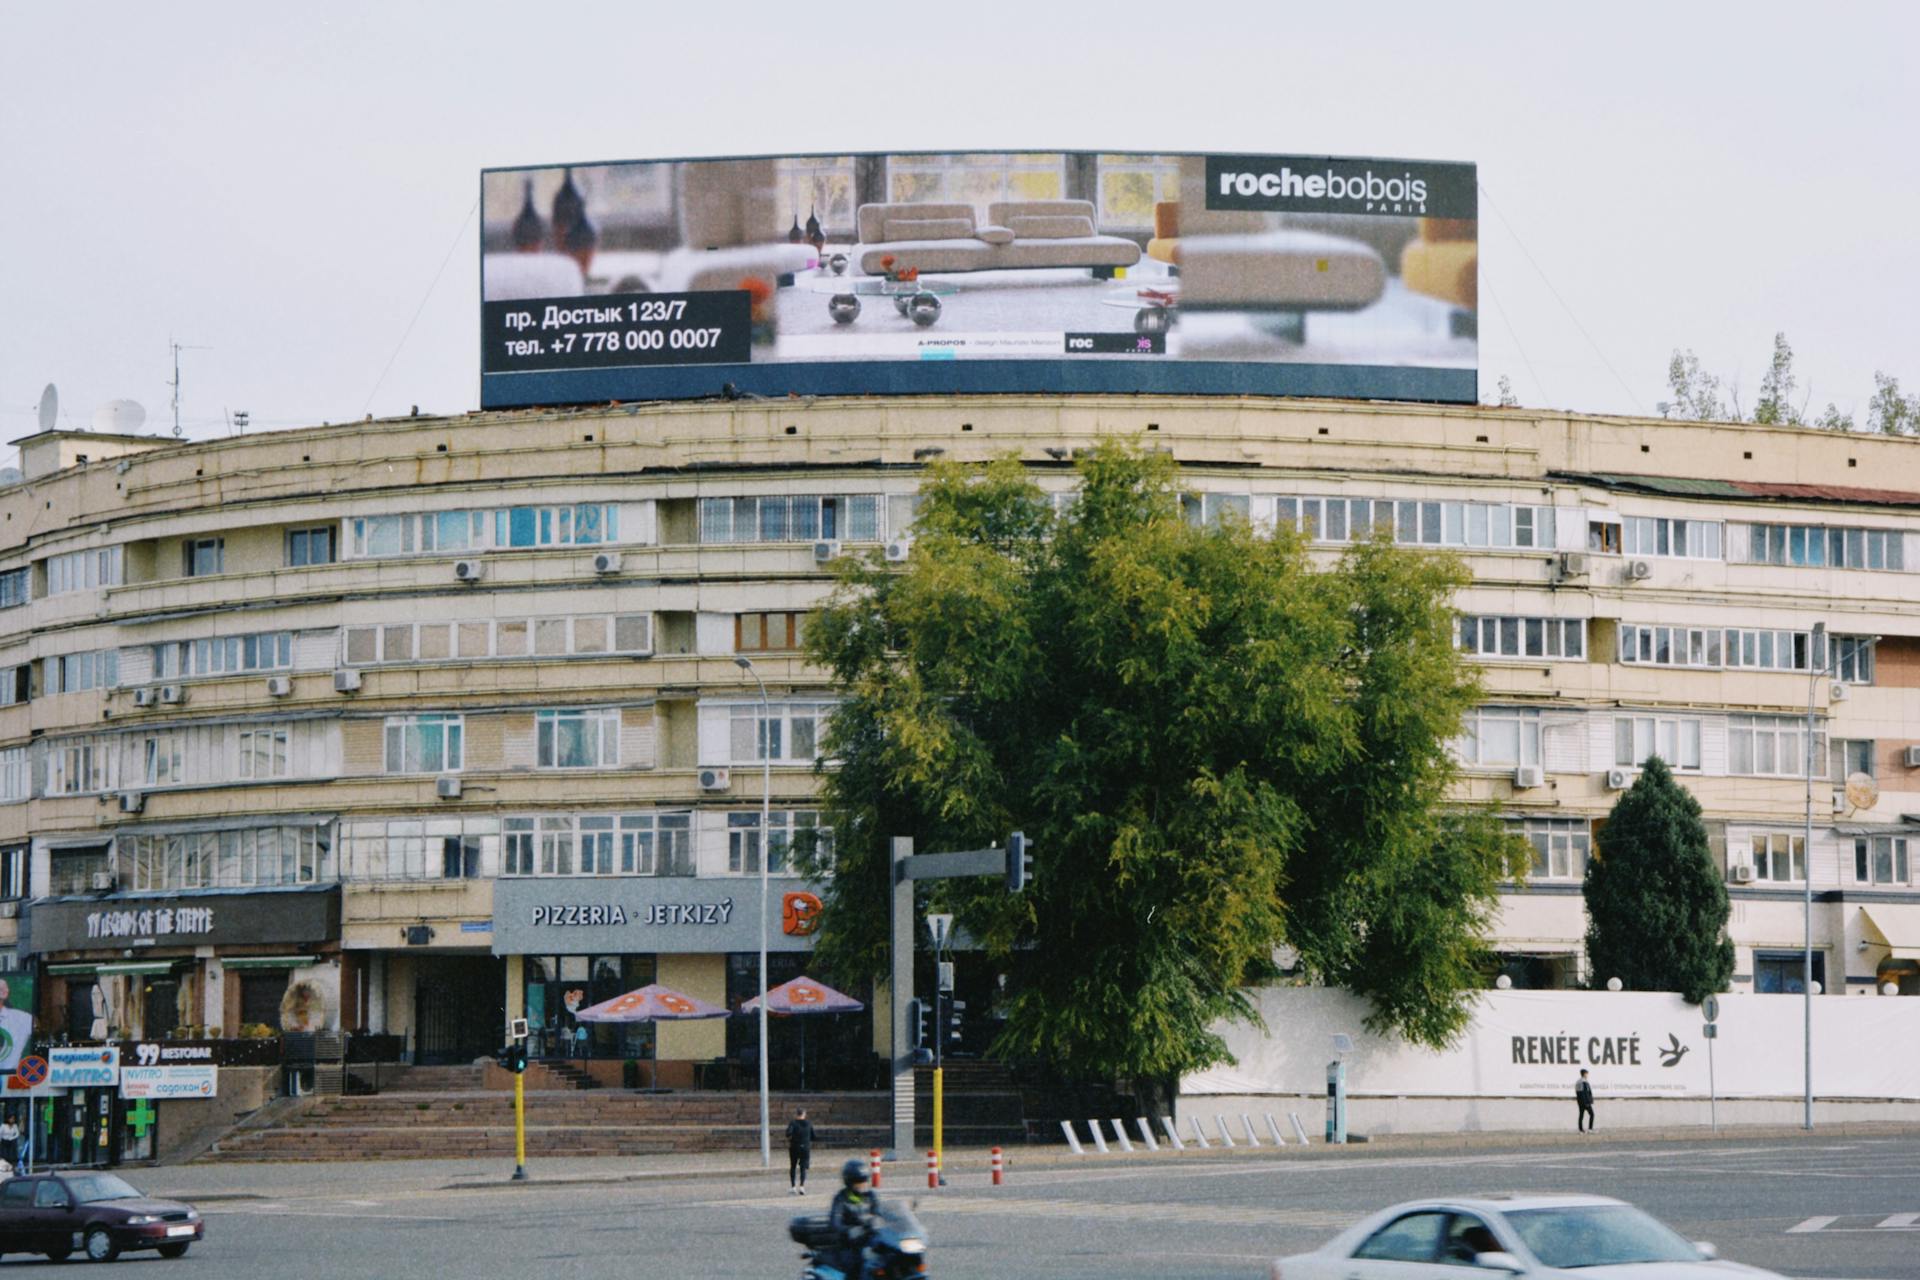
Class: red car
0,1172,204,1262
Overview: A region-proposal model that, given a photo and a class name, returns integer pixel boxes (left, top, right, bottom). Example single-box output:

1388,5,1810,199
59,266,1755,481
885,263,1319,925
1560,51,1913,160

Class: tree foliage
800,442,1528,1083
1662,333,1917,435
1583,757,1733,1003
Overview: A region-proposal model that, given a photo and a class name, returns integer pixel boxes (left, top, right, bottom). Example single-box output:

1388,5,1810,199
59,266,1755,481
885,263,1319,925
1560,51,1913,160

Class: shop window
239,973,287,1028
1753,951,1825,994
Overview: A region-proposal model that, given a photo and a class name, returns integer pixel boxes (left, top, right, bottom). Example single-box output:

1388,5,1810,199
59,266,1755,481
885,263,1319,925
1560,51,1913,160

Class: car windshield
63,1174,144,1204
1504,1204,1700,1268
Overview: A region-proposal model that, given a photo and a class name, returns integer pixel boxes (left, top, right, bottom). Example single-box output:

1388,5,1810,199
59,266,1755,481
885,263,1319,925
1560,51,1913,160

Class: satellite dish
36,384,58,433
1845,772,1879,813
92,399,147,434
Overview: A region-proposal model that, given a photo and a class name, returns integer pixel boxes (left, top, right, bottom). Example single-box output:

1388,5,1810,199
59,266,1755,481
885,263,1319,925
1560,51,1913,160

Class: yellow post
512,1068,527,1181
933,1065,944,1184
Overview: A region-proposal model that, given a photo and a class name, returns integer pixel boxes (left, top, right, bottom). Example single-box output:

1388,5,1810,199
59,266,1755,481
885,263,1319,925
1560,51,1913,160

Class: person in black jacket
1576,1069,1595,1132
785,1107,815,1194
826,1156,880,1278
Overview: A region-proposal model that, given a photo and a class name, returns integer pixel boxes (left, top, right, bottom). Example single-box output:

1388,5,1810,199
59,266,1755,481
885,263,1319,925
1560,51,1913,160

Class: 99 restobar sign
494,877,817,955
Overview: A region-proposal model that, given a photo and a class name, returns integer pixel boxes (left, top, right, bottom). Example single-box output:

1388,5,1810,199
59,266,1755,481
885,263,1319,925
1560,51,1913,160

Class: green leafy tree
1583,757,1733,1003
1868,372,1920,436
1663,349,1733,421
800,442,1527,1086
1752,332,1804,426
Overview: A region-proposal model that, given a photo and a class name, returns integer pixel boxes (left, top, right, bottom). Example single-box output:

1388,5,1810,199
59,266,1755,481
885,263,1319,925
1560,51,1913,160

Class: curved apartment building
4,396,1919,1095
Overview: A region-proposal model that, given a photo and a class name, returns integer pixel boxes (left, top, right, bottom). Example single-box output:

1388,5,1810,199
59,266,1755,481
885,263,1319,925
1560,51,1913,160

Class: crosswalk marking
1784,1213,1920,1233
1876,1212,1919,1228
693,1191,1347,1231
1788,1216,1838,1233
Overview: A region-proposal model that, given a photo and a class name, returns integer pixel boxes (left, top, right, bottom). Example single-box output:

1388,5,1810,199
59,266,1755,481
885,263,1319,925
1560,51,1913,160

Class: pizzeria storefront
492,876,872,1089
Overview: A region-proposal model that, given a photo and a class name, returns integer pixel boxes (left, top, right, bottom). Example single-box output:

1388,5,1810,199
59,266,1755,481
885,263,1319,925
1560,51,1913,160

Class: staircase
531,1060,601,1091
913,1061,1029,1147
198,1090,890,1163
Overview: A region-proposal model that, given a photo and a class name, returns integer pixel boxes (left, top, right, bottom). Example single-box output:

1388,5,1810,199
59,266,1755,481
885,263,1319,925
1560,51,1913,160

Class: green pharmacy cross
127,1100,156,1138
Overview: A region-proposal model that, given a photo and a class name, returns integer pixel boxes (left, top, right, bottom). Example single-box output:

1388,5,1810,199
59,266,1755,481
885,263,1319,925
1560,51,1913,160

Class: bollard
1109,1119,1134,1153
1160,1116,1187,1151
1289,1113,1312,1145
1134,1116,1159,1151
1241,1113,1262,1147
1060,1120,1085,1155
926,1150,939,1189
991,1146,1005,1186
1189,1115,1211,1148
1266,1113,1289,1146
869,1148,882,1189
1086,1119,1109,1154
1215,1115,1236,1148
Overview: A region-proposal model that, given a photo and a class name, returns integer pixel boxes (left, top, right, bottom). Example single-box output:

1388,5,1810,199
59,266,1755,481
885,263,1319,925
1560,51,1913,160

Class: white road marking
1787,1216,1838,1233
1875,1212,1919,1228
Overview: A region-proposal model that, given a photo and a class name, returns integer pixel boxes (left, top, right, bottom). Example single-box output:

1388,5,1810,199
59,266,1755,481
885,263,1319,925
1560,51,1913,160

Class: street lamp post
735,656,774,1169
1802,622,1839,1133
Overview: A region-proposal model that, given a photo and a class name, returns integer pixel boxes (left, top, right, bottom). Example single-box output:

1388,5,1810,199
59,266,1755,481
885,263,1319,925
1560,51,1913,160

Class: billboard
478,150,1477,408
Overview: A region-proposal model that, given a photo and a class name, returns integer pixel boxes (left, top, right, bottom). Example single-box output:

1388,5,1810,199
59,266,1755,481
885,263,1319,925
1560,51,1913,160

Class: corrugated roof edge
1558,471,1920,510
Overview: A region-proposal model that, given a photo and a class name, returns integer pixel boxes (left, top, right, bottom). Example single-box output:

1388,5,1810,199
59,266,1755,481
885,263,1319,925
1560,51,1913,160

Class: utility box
1325,1058,1348,1144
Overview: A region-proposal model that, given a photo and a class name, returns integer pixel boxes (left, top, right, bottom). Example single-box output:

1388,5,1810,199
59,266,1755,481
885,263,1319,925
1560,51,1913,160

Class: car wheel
157,1242,190,1259
84,1227,119,1262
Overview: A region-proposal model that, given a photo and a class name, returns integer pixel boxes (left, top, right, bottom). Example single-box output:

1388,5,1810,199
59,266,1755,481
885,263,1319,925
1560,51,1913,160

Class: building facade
2,396,1917,1086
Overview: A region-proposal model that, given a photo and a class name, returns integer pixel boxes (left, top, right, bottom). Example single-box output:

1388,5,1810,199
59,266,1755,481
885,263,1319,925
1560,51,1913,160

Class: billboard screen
479,150,1476,408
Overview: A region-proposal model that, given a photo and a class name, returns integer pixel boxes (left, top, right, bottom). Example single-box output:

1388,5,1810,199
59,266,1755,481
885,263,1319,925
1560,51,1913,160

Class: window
886,152,1066,214
1728,715,1821,778
727,810,828,874
493,503,617,548
384,714,463,773
1277,496,1555,550
1754,950,1825,994
0,749,25,804
774,155,857,235
1747,522,1906,571
287,526,336,566
1746,832,1805,883
45,649,117,694
698,494,883,544
120,825,334,890
48,735,117,794
48,846,110,896
1854,836,1911,886
1096,154,1181,229
1353,1212,1449,1264
344,504,618,559
1833,635,1875,684
1831,738,1875,781
345,614,650,665
1618,624,1724,668
46,547,123,595
238,726,292,780
154,632,293,680
1722,628,1812,672
1452,707,1541,769
183,538,225,577
1588,520,1622,554
536,708,621,769
736,612,809,653
0,568,26,610
1181,493,1251,528
142,732,183,787
728,702,829,764
1515,818,1590,880
1621,516,1722,560
1458,616,1585,660
1613,715,1702,770
495,812,692,877
0,845,24,898
504,818,536,877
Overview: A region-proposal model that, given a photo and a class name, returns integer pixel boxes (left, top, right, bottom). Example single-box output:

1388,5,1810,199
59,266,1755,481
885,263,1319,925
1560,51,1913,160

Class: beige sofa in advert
853,199,1142,277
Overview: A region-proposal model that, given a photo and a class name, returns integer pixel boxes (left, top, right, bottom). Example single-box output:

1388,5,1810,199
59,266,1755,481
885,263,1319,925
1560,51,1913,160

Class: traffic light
907,998,929,1051
1006,830,1034,893
945,999,966,1045
500,1042,529,1074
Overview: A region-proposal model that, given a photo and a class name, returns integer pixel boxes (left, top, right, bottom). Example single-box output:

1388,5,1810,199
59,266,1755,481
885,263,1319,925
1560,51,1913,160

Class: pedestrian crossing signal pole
504,1022,530,1181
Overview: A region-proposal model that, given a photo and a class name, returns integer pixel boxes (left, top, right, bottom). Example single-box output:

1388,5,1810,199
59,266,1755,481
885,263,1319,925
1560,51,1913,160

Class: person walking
1575,1068,1595,1132
785,1106,815,1195
0,1111,18,1169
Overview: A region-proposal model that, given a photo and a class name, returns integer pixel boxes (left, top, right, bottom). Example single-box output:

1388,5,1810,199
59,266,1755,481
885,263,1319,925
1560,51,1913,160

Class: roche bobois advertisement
478,150,1478,407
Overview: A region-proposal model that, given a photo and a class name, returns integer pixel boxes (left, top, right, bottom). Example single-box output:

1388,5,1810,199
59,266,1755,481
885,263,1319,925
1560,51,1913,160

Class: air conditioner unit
1625,559,1653,581
812,540,843,563
1904,745,1920,769
118,791,144,813
90,872,116,892
592,551,622,574
1556,551,1590,579
1604,767,1633,790
1731,864,1756,884
0,902,17,920
333,668,362,693
453,559,484,582
131,688,155,707
435,775,463,800
1830,682,1849,703
697,766,731,791
1512,765,1545,789
884,540,912,563
158,684,184,705
265,675,292,697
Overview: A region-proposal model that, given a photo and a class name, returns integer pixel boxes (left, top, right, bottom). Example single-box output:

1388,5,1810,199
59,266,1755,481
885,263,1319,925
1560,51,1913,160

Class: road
11,1134,1919,1278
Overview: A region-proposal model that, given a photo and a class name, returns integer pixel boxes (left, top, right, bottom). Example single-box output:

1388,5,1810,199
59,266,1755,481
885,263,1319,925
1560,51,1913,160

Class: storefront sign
49,1045,120,1087
120,1065,218,1100
24,887,340,956
493,876,817,955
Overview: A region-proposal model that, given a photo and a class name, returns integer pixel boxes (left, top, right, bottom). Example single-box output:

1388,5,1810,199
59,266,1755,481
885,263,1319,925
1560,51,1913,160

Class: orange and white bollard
926,1149,939,1188
990,1146,1004,1186
869,1148,882,1189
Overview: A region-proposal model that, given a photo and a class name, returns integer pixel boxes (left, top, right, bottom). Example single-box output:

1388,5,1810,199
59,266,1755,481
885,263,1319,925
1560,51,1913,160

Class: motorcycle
789,1199,930,1280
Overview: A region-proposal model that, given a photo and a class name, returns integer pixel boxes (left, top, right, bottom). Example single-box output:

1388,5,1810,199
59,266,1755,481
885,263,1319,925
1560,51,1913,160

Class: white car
1270,1194,1780,1278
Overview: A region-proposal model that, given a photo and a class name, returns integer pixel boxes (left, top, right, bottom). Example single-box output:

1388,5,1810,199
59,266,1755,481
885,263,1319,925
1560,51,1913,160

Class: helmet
841,1157,870,1187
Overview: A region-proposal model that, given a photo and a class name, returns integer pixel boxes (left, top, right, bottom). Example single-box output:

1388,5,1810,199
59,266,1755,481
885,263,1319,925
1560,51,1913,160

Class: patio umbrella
571,984,729,1089
738,977,865,1091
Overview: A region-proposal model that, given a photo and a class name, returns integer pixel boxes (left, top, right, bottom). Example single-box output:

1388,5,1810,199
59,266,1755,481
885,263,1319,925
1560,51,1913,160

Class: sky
2,1,1916,456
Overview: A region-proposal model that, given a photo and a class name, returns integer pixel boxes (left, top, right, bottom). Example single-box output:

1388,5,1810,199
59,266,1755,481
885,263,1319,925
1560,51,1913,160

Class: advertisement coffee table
811,277,957,328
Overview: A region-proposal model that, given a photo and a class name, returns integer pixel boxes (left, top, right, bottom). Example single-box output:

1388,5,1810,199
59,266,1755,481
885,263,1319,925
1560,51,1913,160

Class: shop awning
219,955,312,970
1859,906,1920,960
46,963,99,976
93,961,182,977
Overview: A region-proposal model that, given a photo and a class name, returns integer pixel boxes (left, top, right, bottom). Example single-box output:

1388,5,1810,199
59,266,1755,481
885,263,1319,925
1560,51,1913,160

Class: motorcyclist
826,1156,880,1279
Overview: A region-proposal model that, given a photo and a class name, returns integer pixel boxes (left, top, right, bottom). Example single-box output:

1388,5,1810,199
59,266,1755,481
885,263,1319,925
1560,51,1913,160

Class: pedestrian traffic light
907,998,929,1052
945,1000,966,1044
1006,830,1034,893
500,1042,529,1074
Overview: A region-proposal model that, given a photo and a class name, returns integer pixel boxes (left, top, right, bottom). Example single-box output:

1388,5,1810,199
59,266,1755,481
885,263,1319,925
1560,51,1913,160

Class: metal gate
414,957,505,1066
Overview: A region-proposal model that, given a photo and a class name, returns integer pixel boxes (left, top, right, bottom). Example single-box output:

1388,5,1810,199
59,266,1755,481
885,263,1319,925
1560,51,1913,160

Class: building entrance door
414,956,505,1065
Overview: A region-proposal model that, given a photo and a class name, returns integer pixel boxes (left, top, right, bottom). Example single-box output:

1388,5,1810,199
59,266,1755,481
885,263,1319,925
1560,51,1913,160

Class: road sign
16,1055,48,1088
1702,995,1720,1023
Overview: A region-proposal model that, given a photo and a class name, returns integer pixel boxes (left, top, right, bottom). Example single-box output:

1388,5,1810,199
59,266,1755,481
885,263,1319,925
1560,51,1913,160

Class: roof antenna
169,338,211,438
